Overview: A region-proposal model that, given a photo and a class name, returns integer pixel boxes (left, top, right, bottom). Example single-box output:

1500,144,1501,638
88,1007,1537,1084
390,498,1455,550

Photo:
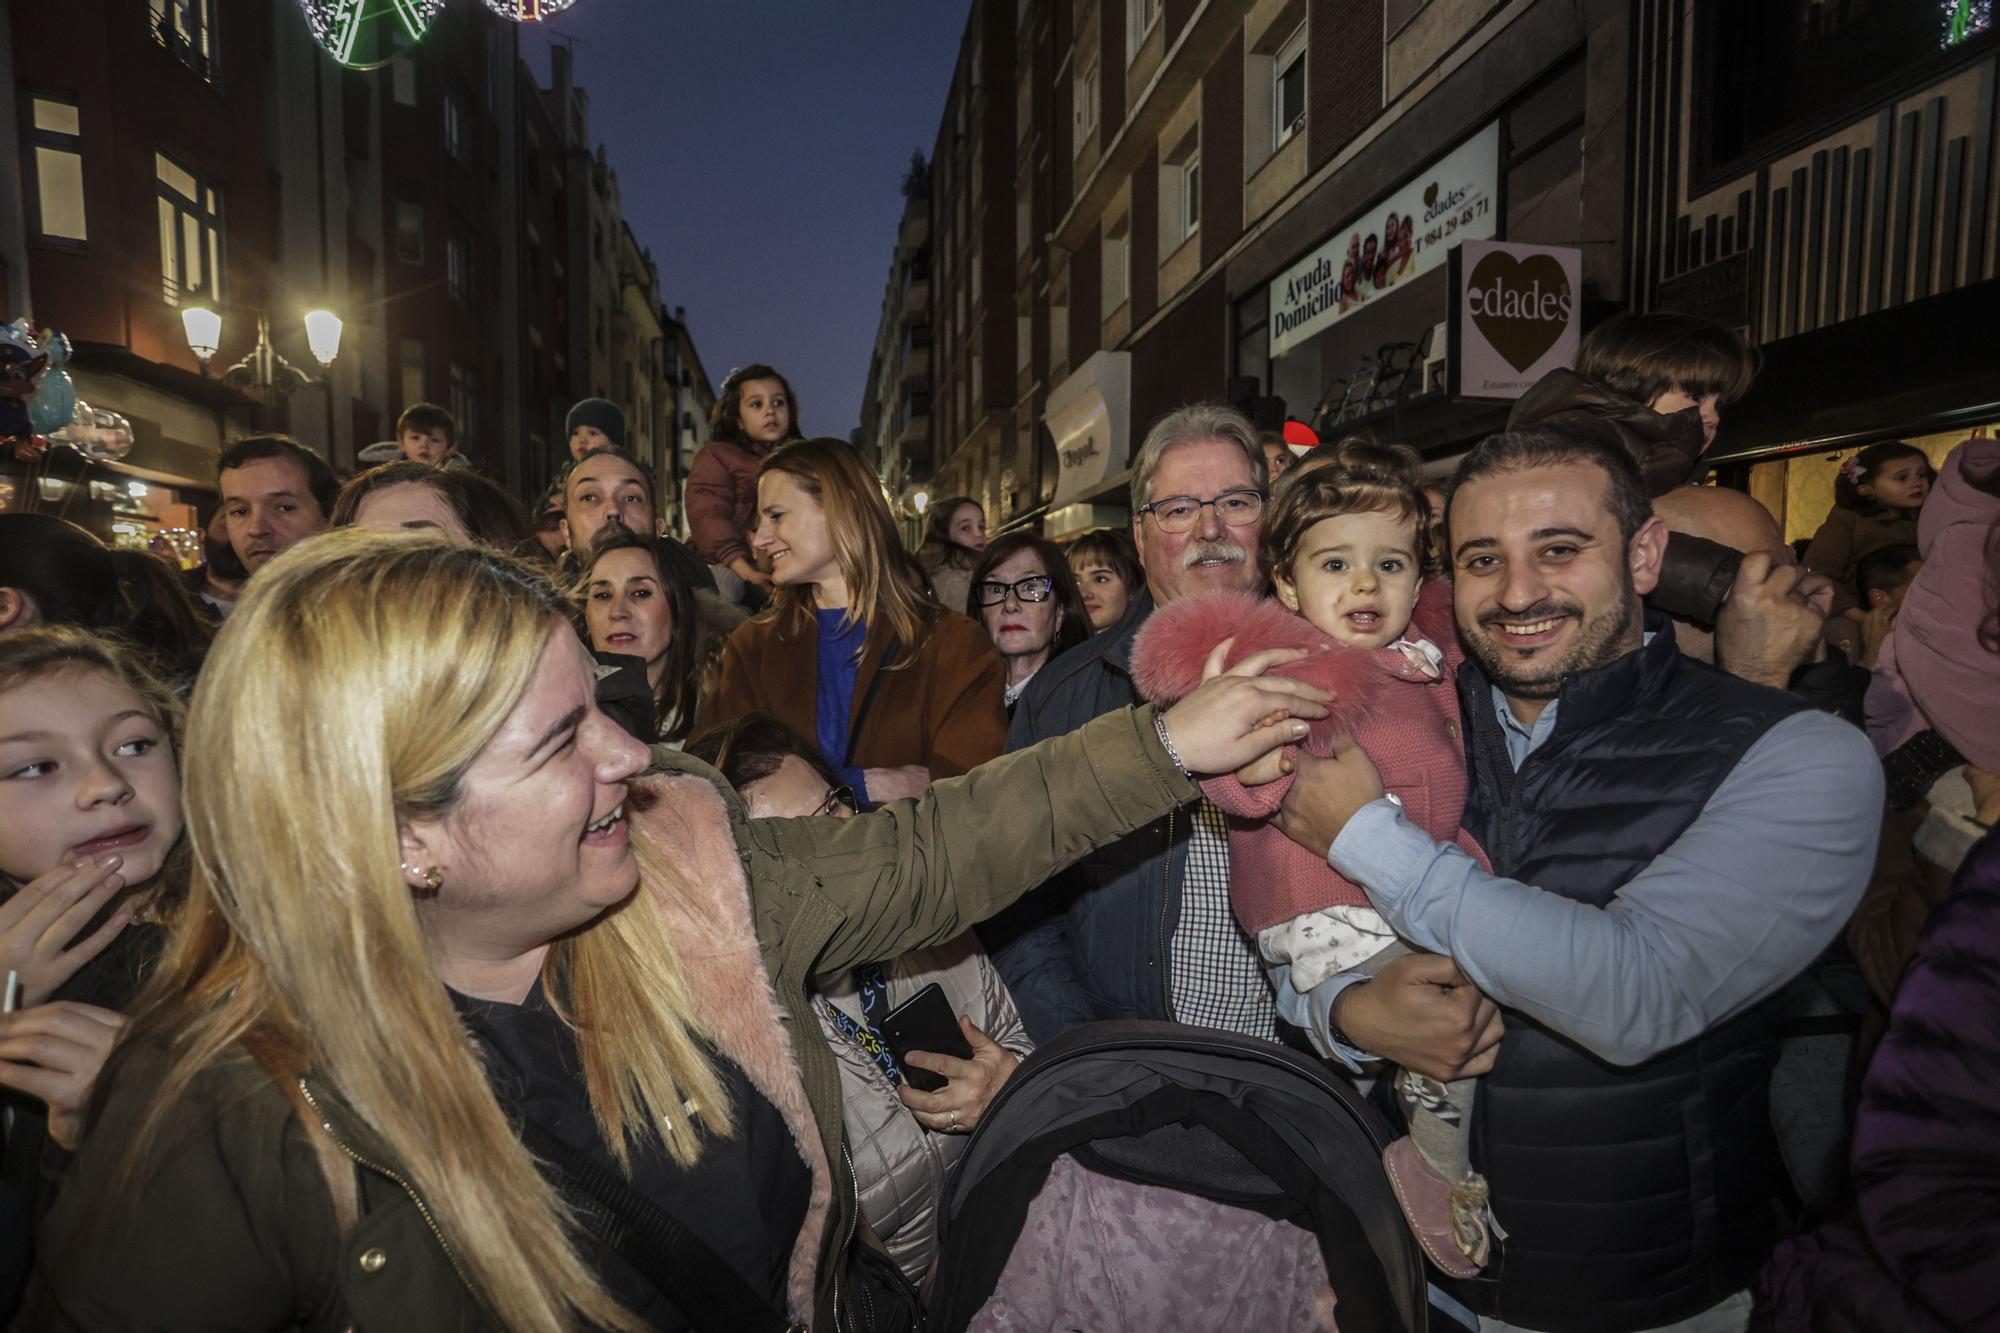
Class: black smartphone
878,983,973,1093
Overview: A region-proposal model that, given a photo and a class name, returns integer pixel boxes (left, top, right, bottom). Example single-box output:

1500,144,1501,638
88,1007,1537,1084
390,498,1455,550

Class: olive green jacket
23,705,1194,1331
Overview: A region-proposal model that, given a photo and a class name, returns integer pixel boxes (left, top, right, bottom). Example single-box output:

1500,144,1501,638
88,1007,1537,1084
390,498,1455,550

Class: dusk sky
519,2,971,439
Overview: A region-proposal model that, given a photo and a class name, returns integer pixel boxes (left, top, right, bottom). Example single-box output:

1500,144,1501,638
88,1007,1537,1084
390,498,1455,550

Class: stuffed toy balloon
0,320,48,445
27,330,77,435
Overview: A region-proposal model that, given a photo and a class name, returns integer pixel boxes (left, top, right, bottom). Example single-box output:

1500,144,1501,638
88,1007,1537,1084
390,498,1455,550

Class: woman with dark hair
966,533,1088,712
696,440,1007,809
331,461,534,552
1065,527,1146,632
0,514,211,688
917,497,986,613
689,711,1034,1285
686,363,804,602
578,527,704,747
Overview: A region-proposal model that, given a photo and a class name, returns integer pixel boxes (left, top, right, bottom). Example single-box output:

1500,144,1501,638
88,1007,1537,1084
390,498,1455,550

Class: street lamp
180,307,342,390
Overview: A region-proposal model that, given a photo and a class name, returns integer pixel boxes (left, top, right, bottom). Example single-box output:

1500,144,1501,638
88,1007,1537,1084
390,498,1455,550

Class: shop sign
1267,122,1500,358
1045,350,1132,507
1450,239,1582,398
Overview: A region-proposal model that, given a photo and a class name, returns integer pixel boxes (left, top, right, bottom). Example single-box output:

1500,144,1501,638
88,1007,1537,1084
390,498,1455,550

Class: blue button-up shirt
1274,659,1882,1069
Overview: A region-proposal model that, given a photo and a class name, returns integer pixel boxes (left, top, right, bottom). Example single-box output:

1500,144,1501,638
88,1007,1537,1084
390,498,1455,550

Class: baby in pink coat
1131,440,1499,1277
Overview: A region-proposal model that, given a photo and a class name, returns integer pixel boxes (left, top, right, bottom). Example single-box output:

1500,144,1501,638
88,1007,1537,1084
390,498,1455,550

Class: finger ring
948,1109,961,1132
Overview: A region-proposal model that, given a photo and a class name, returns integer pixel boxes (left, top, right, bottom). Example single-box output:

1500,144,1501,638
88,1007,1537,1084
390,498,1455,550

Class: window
26,96,86,243
155,151,221,306
391,58,417,108
1103,216,1130,312
1073,60,1099,154
1016,315,1031,371
446,231,469,302
1016,189,1032,257
394,200,424,264
1274,21,1307,149
444,92,468,163
400,337,427,410
1017,72,1033,147
1127,0,1162,58
150,0,217,81
1165,132,1200,248
449,362,475,446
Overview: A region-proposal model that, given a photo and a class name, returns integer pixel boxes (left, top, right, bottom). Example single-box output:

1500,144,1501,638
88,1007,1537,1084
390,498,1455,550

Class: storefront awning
1046,351,1133,508
1711,278,2000,461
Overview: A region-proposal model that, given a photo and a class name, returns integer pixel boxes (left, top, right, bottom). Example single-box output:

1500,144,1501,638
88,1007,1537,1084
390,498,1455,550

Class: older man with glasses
982,404,1293,1043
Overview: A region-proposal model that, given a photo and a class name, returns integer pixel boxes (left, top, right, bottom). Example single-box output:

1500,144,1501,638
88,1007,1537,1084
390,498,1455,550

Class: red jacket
1130,581,1488,937
684,438,772,566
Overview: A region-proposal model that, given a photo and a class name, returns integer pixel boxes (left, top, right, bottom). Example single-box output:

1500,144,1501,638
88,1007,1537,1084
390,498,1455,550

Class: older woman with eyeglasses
966,533,1091,713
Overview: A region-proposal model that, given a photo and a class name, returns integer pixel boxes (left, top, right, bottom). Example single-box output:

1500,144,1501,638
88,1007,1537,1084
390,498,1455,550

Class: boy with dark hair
1855,543,1923,612
395,403,465,468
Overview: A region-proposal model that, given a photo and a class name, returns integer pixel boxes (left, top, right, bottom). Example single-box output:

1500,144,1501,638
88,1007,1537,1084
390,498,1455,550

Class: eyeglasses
973,575,1054,607
815,784,857,817
1136,489,1266,534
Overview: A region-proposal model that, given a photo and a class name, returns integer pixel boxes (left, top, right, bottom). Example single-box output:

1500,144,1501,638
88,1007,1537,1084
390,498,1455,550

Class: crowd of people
0,313,1994,1333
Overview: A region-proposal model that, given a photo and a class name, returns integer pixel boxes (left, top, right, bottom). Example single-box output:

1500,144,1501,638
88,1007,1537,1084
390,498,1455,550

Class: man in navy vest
1272,428,1881,1333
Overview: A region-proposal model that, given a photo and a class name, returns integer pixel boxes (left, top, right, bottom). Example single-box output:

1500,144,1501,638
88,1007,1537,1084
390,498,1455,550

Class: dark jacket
24,709,1198,1331
1508,368,1709,495
983,592,1201,1041
1458,618,1807,1332
1756,828,2000,1331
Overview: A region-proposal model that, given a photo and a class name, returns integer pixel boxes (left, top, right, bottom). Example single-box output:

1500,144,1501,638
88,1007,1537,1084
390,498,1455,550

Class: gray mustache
1182,542,1248,570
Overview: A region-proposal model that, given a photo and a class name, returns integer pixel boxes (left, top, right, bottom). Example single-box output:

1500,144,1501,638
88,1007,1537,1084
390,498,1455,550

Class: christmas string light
482,0,581,19
1943,0,1994,47
297,0,446,68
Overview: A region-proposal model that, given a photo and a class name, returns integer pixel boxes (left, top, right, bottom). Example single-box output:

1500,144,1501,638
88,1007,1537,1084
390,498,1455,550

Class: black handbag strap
843,634,903,770
516,1117,802,1333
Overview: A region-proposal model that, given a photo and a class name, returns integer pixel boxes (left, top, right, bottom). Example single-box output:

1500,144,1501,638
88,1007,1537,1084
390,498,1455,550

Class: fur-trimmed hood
1129,581,1458,756
628,772,832,1325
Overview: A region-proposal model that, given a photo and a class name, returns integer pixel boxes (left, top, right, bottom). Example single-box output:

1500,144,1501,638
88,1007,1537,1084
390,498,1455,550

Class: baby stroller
928,1022,1437,1332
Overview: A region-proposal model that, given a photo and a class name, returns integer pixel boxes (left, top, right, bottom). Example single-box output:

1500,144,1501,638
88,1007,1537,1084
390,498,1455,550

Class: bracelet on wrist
1153,710,1192,777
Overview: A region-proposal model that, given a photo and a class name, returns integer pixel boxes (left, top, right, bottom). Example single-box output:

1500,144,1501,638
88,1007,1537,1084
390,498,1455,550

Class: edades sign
1449,239,1582,398
1267,122,1500,358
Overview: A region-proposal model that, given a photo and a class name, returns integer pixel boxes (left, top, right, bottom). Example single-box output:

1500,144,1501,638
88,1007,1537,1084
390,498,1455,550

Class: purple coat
1866,434,2000,769
1757,828,2000,1330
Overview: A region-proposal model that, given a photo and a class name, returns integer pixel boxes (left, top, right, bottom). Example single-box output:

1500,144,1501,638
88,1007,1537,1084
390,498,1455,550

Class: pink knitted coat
1129,580,1488,937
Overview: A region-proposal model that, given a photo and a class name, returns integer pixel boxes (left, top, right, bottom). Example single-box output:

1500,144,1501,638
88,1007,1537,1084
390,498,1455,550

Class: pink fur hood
1129,581,1458,757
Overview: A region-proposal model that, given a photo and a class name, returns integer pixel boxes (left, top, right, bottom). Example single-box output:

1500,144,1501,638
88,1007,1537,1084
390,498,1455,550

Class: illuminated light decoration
481,0,580,19
298,0,446,69
1943,0,1994,47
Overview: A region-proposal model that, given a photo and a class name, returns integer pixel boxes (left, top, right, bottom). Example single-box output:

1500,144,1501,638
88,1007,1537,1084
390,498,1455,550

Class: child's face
1868,560,1924,611
400,427,453,465
1862,456,1932,512
1649,385,1722,449
569,424,614,461
736,378,792,446
0,667,182,889
1274,510,1423,650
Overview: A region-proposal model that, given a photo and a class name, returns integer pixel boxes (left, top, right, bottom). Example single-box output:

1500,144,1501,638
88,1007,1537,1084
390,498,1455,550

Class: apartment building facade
877,0,1635,537
859,159,935,509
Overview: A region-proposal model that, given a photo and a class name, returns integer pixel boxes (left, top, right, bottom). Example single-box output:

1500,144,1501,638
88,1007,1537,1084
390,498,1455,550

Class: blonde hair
0,626,189,912
108,531,728,1333
759,437,936,663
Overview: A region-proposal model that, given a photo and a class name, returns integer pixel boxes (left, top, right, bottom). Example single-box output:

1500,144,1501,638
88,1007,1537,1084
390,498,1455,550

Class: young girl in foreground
1131,439,1499,1276
0,627,183,1310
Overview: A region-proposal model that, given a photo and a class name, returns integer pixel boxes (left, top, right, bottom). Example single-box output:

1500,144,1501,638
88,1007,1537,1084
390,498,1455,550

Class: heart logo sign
1466,251,1574,372
1424,182,1439,210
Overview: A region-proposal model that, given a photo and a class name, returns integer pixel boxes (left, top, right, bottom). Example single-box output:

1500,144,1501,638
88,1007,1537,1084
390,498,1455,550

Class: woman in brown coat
695,439,1007,807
